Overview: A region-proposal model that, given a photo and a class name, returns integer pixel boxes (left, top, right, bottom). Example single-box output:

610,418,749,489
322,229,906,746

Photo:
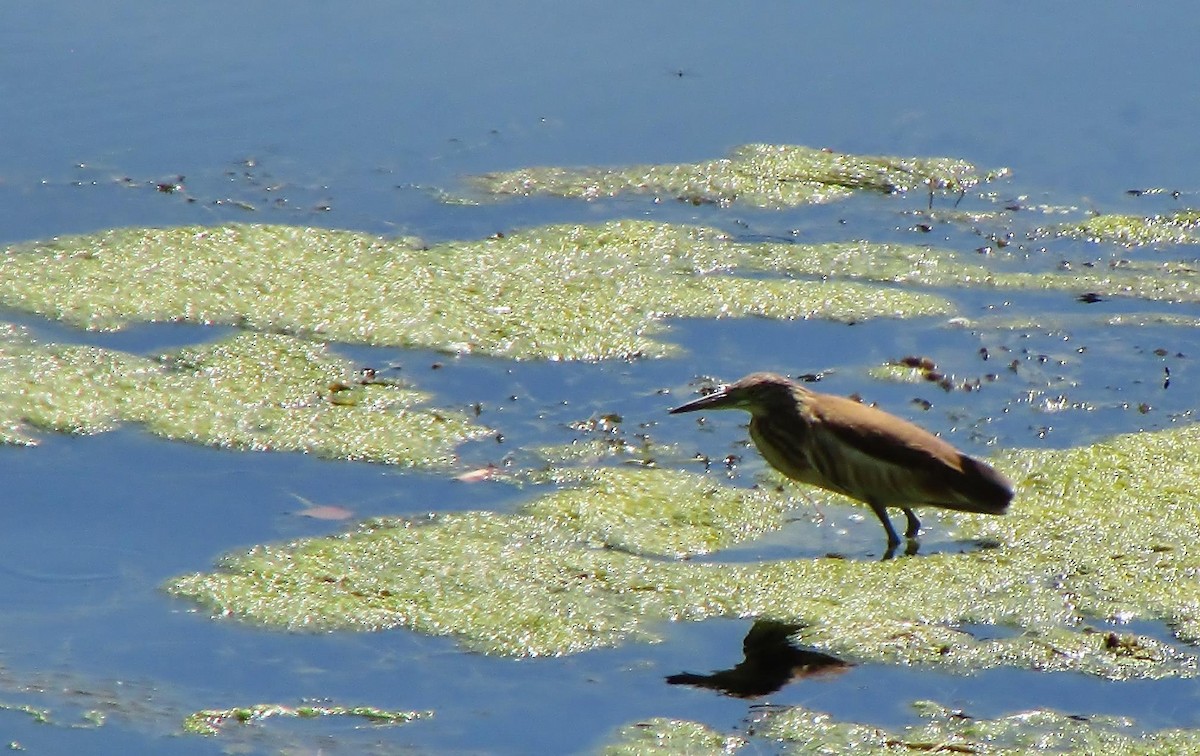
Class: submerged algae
183,703,428,736
168,420,1200,679
0,327,486,467
469,143,1004,208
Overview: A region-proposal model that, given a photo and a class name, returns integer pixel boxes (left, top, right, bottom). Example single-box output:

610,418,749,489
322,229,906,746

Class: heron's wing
806,393,962,472
806,393,1012,512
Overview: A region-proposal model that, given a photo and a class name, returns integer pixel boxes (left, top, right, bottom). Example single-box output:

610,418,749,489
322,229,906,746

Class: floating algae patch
0,702,52,725
183,703,428,736
740,239,1002,288
168,422,1200,679
979,264,1200,305
755,700,1200,754
1012,428,1200,646
959,310,1200,333
742,238,1200,304
520,467,805,559
0,221,956,361
165,467,805,653
0,323,158,445
0,327,486,466
601,718,745,756
1056,209,1200,246
138,332,487,466
170,509,682,653
866,362,932,385
16,215,1191,367
468,143,1006,208
0,659,425,748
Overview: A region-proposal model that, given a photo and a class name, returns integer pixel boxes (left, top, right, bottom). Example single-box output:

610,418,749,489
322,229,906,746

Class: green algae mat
1060,209,1200,246
183,703,429,736
0,326,487,466
464,143,1007,208
0,221,954,361
3,219,1197,364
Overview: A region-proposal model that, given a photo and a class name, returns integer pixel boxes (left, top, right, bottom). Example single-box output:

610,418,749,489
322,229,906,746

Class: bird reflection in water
666,620,849,698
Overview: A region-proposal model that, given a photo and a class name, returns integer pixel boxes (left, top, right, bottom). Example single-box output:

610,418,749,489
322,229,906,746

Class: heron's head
669,372,803,416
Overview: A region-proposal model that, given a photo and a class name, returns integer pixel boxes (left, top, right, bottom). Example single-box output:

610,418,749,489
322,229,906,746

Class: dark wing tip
960,455,1014,514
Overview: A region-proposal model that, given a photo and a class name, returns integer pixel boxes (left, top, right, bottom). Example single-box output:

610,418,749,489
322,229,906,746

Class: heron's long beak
669,388,734,414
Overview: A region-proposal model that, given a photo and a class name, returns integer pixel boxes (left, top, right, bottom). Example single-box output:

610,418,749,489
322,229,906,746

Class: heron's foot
881,539,899,560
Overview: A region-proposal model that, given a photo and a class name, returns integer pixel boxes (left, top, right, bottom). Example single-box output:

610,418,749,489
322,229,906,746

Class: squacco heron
670,372,1012,555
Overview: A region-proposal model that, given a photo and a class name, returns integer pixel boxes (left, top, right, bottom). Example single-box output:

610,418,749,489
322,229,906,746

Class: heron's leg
902,508,921,539
866,500,902,550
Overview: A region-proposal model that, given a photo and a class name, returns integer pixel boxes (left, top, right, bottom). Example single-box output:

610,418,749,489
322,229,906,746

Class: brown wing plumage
803,391,1013,514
